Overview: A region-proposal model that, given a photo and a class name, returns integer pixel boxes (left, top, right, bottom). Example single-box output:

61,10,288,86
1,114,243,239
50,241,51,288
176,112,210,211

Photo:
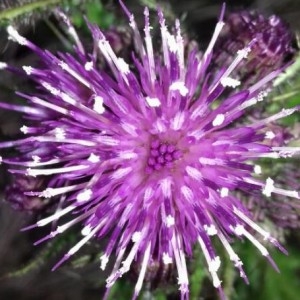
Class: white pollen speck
77,189,92,202
84,61,93,71
237,47,251,59
212,114,225,126
254,165,262,174
54,128,66,140
163,252,172,264
26,168,35,177
87,153,100,163
165,215,175,227
81,225,92,236
262,177,275,197
132,231,142,243
265,131,276,139
42,188,55,198
7,26,27,45
100,254,109,270
59,61,68,70
145,96,161,107
23,66,33,75
20,125,29,134
93,96,105,114
0,156,2,164
170,81,189,96
269,16,280,27
220,187,229,198
220,77,241,88
213,277,222,288
166,32,177,53
233,225,244,236
32,155,41,164
209,256,221,273
257,91,268,102
0,62,8,69
118,58,130,74
204,224,218,236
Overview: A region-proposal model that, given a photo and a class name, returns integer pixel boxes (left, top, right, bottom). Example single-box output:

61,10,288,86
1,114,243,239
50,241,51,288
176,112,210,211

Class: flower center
145,138,183,174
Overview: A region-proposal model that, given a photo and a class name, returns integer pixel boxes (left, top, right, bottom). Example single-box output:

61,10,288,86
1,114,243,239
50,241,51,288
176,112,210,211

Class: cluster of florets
0,2,299,300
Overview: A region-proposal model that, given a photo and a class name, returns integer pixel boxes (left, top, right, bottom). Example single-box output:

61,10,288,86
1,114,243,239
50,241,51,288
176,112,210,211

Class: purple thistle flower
0,2,300,299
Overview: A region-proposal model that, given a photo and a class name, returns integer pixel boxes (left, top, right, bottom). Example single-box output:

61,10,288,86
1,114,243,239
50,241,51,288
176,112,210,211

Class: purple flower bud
213,10,297,86
5,174,49,211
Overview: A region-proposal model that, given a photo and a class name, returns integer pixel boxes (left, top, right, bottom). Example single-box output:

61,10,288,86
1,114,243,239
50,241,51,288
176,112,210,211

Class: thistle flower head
214,10,297,86
0,2,300,299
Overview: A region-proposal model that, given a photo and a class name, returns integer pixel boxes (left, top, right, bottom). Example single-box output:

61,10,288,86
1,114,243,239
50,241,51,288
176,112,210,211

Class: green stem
0,245,50,280
273,89,300,102
0,0,63,21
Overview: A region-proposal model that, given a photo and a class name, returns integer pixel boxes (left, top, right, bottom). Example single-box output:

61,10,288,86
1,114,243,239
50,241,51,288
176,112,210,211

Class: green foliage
70,0,114,29
189,247,207,300
108,278,134,300
270,54,300,126
233,241,300,300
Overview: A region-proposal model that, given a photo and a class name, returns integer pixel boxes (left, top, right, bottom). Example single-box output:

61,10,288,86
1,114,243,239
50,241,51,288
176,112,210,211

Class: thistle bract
0,3,300,300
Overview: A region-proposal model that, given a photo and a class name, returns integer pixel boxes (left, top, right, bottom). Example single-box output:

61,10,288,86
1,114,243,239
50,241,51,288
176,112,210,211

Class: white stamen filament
198,236,222,288
262,177,275,197
59,61,92,89
27,164,89,177
171,234,189,293
212,114,225,126
67,222,103,256
145,96,161,107
160,177,172,198
37,205,76,227
134,242,151,297
171,111,185,130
